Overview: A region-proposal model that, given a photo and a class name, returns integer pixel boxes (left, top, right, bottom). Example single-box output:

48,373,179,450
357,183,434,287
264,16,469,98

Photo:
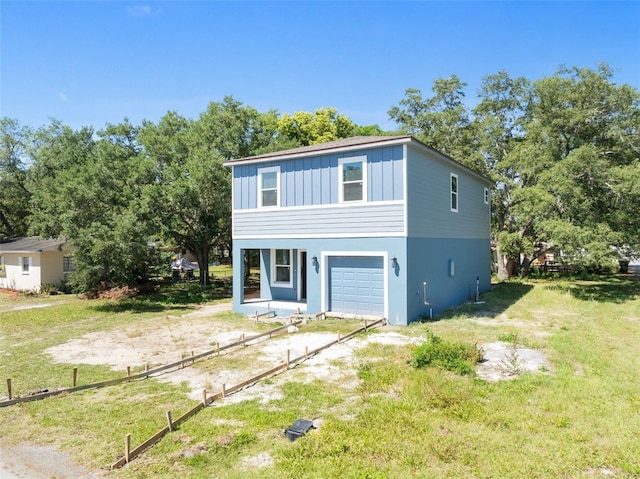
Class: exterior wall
0,251,68,291
232,145,404,210
40,250,66,285
232,237,409,325
405,237,491,320
406,145,491,240
0,253,41,290
233,202,404,238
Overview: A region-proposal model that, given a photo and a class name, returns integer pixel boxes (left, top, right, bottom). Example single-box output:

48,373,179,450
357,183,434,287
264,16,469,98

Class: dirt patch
0,443,105,479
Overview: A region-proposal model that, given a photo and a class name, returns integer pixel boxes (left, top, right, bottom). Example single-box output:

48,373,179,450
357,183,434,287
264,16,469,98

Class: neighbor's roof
0,237,68,253
223,135,492,184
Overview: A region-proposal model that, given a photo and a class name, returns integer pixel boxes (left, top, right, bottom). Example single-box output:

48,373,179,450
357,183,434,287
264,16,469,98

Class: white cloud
126,5,162,16
58,92,68,102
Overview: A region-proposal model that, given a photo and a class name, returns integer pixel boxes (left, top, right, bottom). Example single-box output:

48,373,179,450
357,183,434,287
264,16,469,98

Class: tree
28,120,157,291
0,118,32,238
388,76,484,173
389,65,640,278
138,97,273,287
276,107,356,146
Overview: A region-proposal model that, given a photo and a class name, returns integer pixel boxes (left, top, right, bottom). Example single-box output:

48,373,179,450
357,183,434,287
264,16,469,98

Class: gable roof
0,237,68,254
224,135,492,185
223,136,411,165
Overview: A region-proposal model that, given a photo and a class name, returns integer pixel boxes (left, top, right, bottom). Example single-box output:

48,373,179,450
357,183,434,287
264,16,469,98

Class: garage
328,256,385,316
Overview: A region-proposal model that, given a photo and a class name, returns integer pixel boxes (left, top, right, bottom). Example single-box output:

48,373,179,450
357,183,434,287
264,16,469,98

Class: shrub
412,330,484,376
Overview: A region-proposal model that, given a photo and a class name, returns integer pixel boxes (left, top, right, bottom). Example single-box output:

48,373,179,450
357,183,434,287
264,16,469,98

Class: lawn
0,276,639,478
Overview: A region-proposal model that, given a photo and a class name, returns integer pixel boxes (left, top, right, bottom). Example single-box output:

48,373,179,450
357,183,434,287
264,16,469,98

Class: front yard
0,276,639,478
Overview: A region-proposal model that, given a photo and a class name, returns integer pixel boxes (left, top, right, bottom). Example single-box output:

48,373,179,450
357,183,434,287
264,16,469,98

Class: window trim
484,187,489,205
0,255,5,278
270,248,292,287
450,173,458,212
21,256,31,275
258,166,280,208
338,156,367,203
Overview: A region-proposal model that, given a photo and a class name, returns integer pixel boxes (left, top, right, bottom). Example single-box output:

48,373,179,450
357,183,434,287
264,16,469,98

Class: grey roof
0,237,68,253
224,135,414,164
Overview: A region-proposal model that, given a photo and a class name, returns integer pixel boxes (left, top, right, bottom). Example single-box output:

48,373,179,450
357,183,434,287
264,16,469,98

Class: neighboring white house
0,237,72,291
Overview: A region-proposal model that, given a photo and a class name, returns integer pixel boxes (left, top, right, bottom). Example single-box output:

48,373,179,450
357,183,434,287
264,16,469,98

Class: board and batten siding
406,146,491,239
233,202,405,238
232,145,405,210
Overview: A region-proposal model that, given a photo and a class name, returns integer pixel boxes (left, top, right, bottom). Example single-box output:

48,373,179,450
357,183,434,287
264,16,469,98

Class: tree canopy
2,64,638,291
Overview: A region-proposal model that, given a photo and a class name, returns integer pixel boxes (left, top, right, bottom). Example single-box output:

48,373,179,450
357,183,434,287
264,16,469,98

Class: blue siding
406,145,491,239
233,203,404,238
405,237,491,320
232,146,404,210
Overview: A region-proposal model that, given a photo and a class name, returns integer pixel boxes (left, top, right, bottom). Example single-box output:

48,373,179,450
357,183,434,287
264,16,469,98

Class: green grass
1,276,639,478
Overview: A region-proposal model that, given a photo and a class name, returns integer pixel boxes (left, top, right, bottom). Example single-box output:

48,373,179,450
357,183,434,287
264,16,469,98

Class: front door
300,251,307,301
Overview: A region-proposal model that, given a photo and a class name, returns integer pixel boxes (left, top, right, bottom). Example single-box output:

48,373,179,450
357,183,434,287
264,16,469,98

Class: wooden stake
73,367,78,387
221,383,226,398
127,366,131,379
202,389,207,406
166,411,173,432
125,434,131,463
191,351,194,364
305,346,309,360
6,378,11,400
286,349,290,369
145,364,150,372
338,331,342,343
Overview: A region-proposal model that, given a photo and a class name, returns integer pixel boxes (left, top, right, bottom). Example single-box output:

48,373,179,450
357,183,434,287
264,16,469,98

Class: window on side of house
339,156,367,203
63,256,74,280
271,249,292,286
484,187,489,205
258,166,280,208
21,256,30,274
450,173,458,212
0,256,5,278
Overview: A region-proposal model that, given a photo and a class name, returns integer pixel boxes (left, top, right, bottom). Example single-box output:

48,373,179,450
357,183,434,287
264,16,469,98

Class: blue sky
2,1,639,132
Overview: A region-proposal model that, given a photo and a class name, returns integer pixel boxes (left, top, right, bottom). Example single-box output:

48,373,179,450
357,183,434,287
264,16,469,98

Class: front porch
238,298,308,319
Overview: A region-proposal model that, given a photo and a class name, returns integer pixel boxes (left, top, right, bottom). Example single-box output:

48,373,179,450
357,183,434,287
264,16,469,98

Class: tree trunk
496,243,510,280
193,245,210,287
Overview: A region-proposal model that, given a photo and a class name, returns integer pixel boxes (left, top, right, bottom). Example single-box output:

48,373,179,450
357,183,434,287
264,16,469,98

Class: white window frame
21,256,31,275
270,248,292,287
0,256,5,278
258,166,280,208
484,187,489,205
338,156,367,203
450,173,459,212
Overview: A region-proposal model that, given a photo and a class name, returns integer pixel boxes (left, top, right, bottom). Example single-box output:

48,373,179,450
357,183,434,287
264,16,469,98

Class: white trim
234,232,406,240
258,166,280,208
450,173,459,213
233,199,403,214
270,248,292,287
21,256,31,275
338,156,368,203
320,251,389,319
297,249,306,302
402,144,408,236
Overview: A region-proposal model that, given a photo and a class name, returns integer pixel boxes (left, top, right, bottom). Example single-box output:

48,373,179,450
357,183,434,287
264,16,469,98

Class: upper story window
271,249,292,287
484,187,489,205
21,256,31,274
258,166,280,208
450,173,458,212
339,156,367,203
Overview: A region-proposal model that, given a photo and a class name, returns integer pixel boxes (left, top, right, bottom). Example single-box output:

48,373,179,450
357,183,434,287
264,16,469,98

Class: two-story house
224,135,492,326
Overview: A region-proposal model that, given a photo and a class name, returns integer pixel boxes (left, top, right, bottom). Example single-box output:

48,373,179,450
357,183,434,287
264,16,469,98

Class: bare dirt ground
1,301,549,478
